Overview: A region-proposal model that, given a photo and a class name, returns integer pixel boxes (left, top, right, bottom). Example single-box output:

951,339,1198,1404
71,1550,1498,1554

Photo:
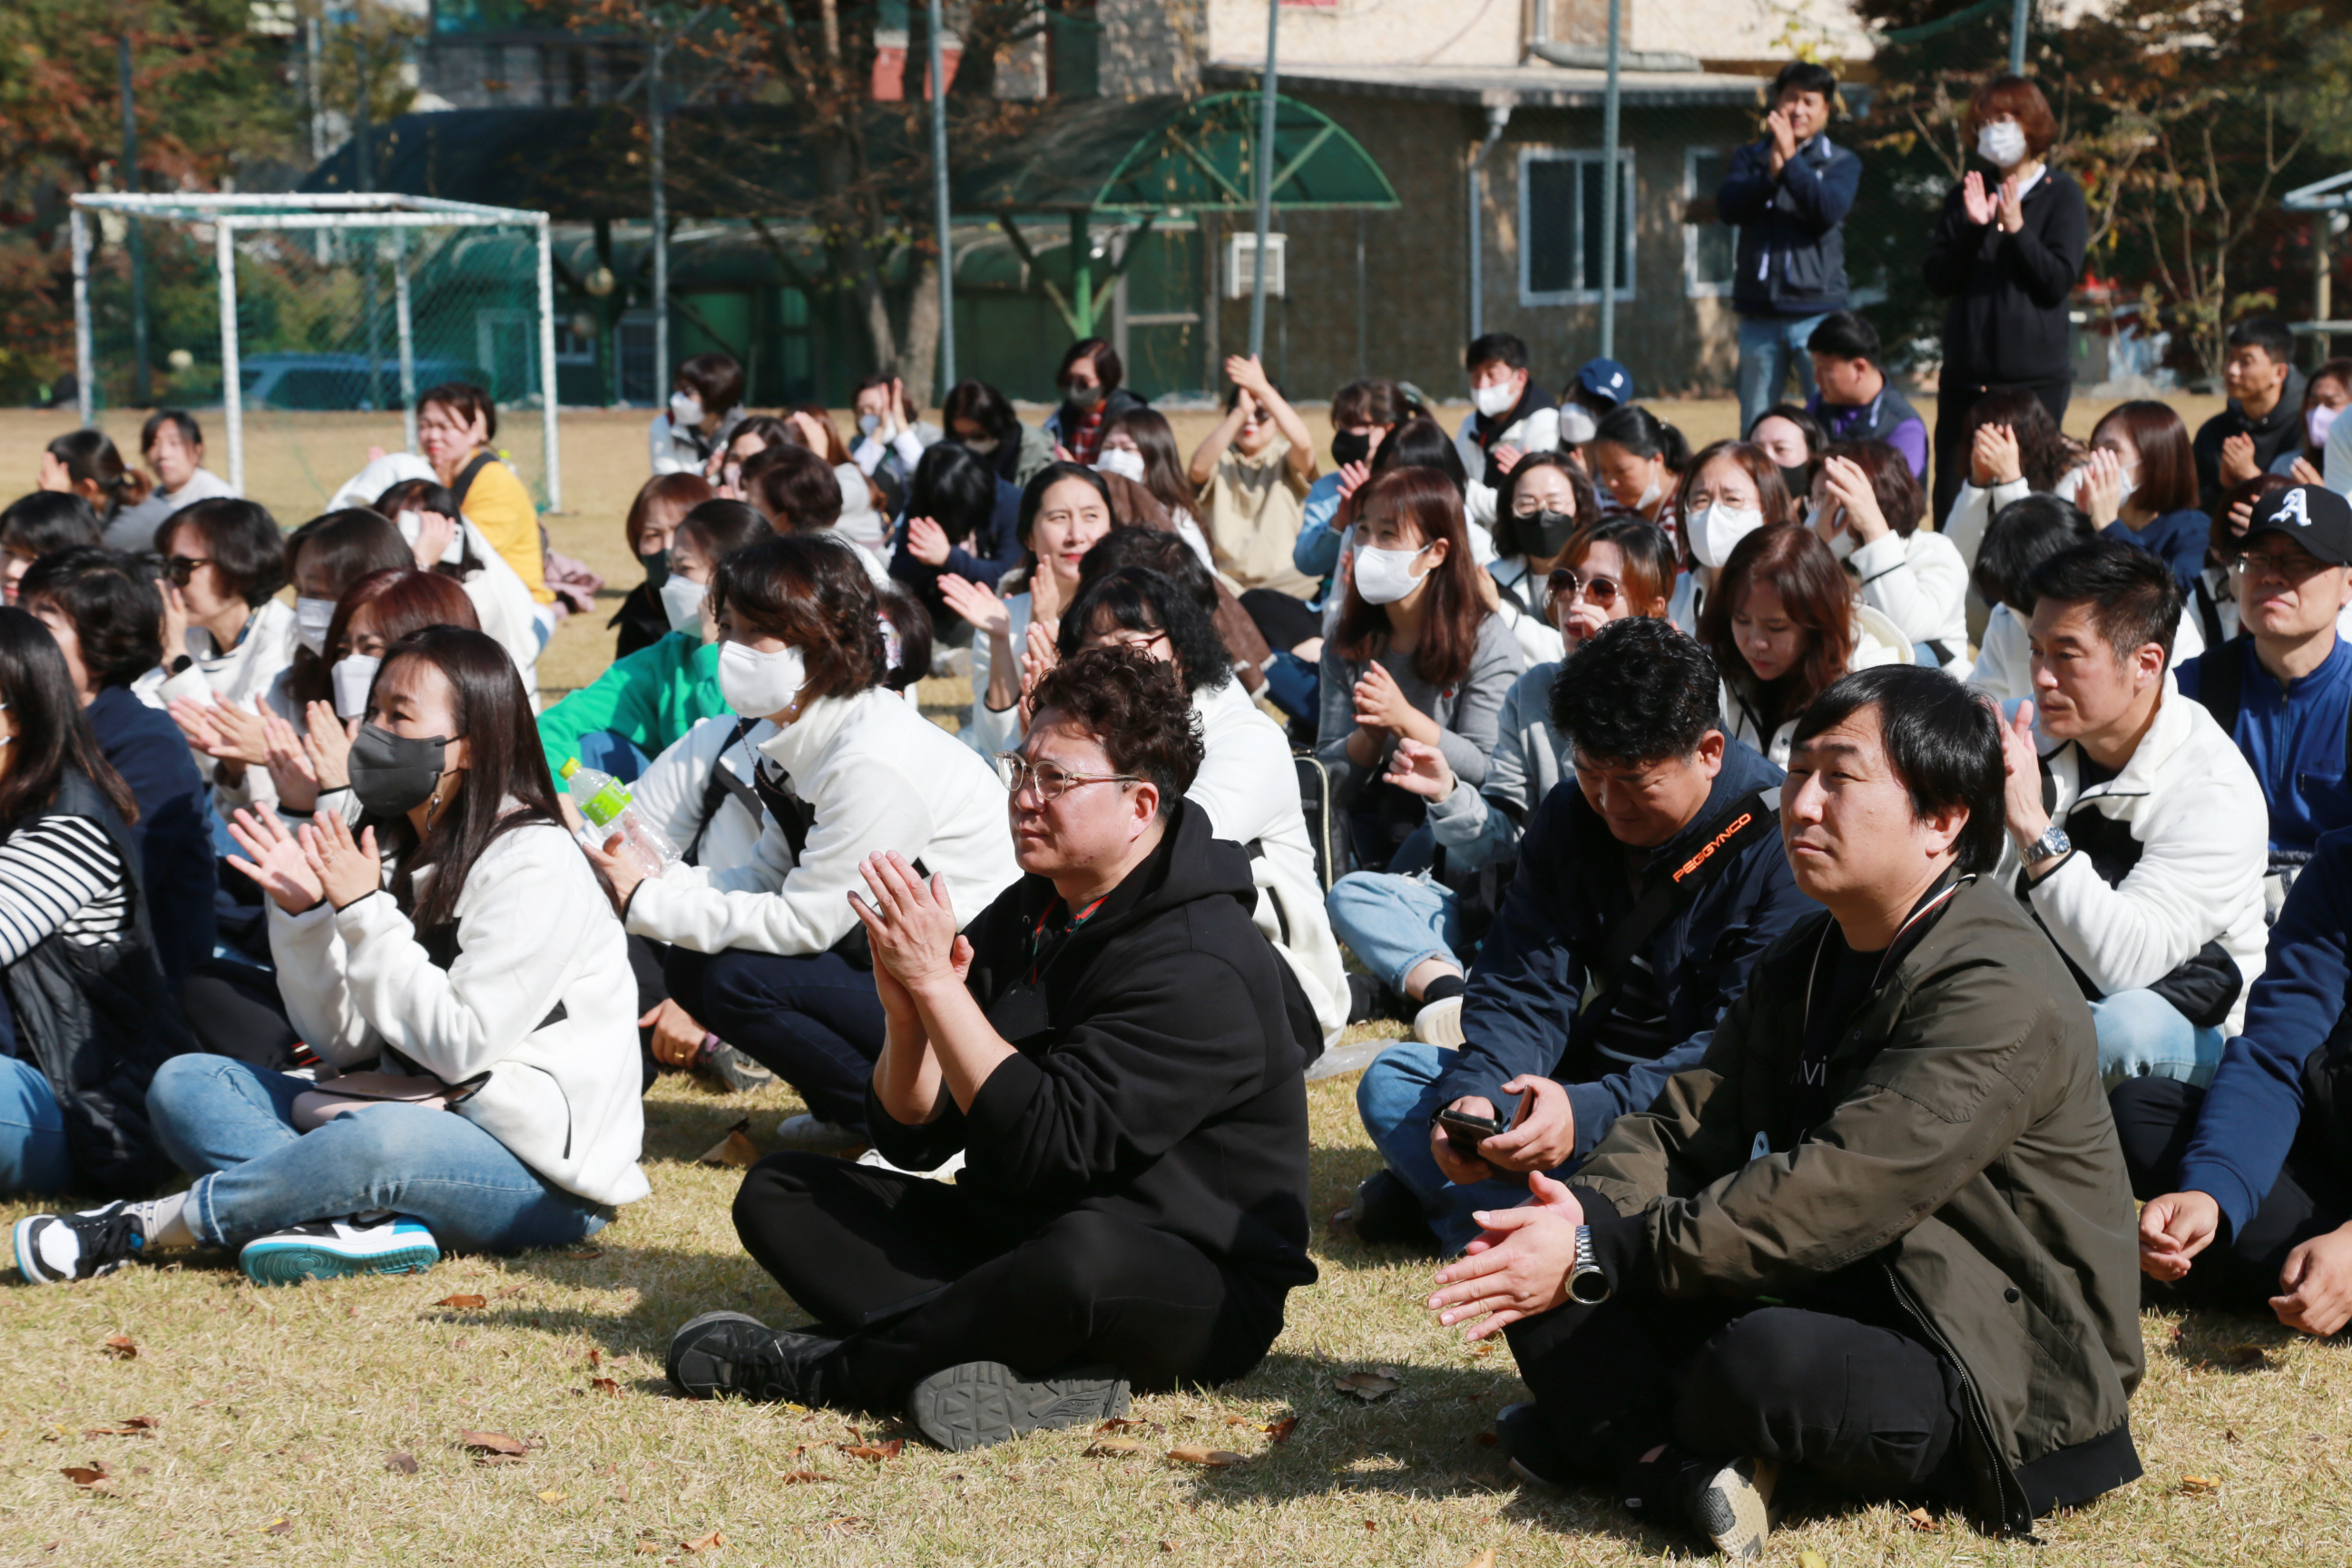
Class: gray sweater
1315,611,1524,799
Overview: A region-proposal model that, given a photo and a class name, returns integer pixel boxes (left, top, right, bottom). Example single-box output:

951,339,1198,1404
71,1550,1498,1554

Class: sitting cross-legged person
2114,827,2352,1334
1427,666,2144,1558
1351,616,1814,1257
664,648,1319,1450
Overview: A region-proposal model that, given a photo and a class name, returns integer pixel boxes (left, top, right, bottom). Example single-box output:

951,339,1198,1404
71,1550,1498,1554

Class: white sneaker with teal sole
238,1216,440,1286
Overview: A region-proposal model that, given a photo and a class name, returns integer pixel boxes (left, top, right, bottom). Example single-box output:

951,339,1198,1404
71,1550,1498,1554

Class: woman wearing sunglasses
152,498,300,816
1328,516,1674,1046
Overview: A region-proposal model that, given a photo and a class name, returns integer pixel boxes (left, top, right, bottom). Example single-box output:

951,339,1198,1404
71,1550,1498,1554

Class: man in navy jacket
1352,619,1815,1254
1715,59,1864,434
2116,827,2352,1335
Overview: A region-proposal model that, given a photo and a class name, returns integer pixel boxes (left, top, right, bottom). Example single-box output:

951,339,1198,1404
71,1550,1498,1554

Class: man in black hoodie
2193,316,2308,515
666,649,1318,1450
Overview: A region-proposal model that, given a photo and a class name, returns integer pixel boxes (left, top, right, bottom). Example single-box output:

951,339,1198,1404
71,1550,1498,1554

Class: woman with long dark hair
2073,399,2210,590
888,439,1024,637
37,429,149,527
19,626,651,1286
1664,439,1794,634
1588,406,1691,532
1698,523,1908,764
1940,387,2077,565
1811,436,1970,665
0,609,191,1218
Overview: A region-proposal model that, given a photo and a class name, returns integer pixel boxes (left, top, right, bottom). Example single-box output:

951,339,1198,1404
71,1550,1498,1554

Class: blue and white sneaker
238,1215,439,1286
14,1201,147,1285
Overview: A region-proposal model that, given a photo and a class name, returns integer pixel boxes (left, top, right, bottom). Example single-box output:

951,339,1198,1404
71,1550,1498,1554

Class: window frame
1682,146,1738,300
1516,147,1637,308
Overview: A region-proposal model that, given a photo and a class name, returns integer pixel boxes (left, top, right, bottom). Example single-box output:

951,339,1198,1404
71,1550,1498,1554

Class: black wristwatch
1566,1224,1612,1305
168,653,194,676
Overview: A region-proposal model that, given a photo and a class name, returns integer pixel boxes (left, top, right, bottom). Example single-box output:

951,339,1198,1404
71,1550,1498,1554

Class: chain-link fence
68,194,560,523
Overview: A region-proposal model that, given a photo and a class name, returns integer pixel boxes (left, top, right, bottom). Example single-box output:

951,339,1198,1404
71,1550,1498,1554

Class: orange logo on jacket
1672,812,1754,884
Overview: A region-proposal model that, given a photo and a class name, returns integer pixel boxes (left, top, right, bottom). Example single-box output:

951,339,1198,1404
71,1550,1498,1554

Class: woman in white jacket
1700,522,1911,766
152,498,301,821
595,534,1018,1148
128,626,645,1286
372,477,544,694
1814,438,1970,668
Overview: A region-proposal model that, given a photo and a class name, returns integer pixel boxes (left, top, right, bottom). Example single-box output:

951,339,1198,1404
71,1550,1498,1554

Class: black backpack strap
2190,634,2249,745
1591,790,1779,992
2191,573,2228,654
449,452,495,508
682,718,760,867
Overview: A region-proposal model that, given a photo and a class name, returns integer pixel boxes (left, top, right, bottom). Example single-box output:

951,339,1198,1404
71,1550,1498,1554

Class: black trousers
1506,1289,1964,1503
664,946,887,1128
732,1153,1285,1414
2111,1075,2351,1310
1240,587,1321,655
1931,374,2072,528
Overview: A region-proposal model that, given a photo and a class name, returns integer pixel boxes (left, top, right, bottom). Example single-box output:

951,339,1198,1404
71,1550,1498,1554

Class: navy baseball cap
1574,358,1633,407
2246,484,2352,567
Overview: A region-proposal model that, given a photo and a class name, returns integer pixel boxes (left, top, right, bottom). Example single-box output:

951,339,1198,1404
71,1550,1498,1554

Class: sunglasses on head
1547,567,1621,607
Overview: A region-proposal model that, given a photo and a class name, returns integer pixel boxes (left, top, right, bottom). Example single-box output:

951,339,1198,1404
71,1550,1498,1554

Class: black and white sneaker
666,1311,844,1404
1495,1402,1569,1490
14,1202,148,1284
702,1044,777,1094
1682,1454,1778,1560
906,1361,1130,1452
238,1216,439,1286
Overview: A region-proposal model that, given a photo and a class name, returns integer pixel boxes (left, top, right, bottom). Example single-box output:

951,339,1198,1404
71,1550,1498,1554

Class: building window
1519,149,1633,307
1684,148,1737,299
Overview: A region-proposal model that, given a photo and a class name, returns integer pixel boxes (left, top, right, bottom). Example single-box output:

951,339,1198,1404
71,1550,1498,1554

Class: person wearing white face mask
1809,437,1970,667
1923,74,2088,527
534,499,767,789
1097,409,1215,571
848,373,943,514
590,535,1017,1150
2068,401,2212,592
1662,440,1792,635
371,477,542,698
1450,333,1563,536
650,354,749,477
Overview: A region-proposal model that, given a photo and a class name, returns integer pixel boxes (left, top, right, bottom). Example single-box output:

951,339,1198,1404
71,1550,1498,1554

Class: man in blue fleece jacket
1351,618,1815,1255
2115,825,2352,1334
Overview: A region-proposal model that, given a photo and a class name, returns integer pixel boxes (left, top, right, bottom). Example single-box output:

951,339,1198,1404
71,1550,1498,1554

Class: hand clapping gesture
905,515,954,568
1382,737,1456,801
937,573,1011,638
1961,170,1998,227
224,806,325,915
1424,1171,1588,1341
849,851,973,1027
1352,662,1417,736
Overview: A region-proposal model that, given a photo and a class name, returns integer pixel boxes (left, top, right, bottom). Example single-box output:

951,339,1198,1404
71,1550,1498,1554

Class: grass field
3,392,2326,1567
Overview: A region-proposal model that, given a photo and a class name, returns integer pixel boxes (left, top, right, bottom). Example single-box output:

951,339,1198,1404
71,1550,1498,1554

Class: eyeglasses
995,752,1143,803
163,555,213,586
2233,551,2334,583
1547,568,1622,608
1091,630,1168,654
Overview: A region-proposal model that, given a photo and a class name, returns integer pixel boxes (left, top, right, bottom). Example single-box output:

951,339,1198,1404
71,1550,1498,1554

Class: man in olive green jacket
1427,666,2143,1557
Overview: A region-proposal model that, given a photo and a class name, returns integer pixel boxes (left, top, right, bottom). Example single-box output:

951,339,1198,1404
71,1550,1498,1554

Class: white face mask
1559,405,1599,446
1635,475,1664,514
1687,503,1766,570
1354,543,1432,605
858,412,882,436
330,653,380,720
670,390,703,428
294,595,336,657
1472,380,1521,419
1977,120,2028,170
963,436,1001,456
1094,448,1147,484
396,508,423,547
719,640,808,719
659,574,708,636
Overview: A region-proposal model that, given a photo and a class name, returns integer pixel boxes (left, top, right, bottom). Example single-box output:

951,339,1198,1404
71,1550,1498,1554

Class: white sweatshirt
1845,528,1971,665
154,596,300,818
625,684,1018,955
268,818,649,1207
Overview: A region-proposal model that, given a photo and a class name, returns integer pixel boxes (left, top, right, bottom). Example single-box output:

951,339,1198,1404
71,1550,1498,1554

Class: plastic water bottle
559,758,680,878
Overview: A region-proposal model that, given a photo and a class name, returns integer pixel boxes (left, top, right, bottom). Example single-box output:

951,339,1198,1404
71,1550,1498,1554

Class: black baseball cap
2246,484,2352,567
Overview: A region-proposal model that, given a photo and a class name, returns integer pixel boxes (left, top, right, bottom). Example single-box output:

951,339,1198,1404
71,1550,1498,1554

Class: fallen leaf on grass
1474,1430,1498,1447
782,1470,826,1484
1904,1505,1940,1532
589,1348,603,1367
1798,1553,1829,1568
61,1461,112,1487
1084,1436,1142,1457
264,1519,293,1536
494,1285,526,1300
681,1528,726,1552
537,1490,567,1504
458,1430,530,1462
100,1335,138,1360
589,1377,621,1396
1265,1416,1298,1445
1167,1446,1245,1467
436,1294,487,1310
1332,1370,1400,1401
699,1118,759,1169
1457,1550,1495,1568
386,1452,418,1475
566,1247,604,1260
1097,1416,1147,1431
840,1439,903,1462
2180,1475,2223,1494
83,1416,159,1437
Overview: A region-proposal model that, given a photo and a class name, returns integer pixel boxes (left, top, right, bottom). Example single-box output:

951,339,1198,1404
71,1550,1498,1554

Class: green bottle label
582,779,633,828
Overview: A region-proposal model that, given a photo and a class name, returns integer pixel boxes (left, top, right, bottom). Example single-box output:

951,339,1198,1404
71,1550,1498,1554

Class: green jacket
1574,875,2143,1535
536,632,728,780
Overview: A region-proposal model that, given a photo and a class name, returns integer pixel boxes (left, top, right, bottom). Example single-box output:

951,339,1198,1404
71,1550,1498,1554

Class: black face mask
349,724,457,818
1502,508,1578,560
1064,383,1105,412
1331,429,1373,467
639,548,670,592
1778,463,1814,508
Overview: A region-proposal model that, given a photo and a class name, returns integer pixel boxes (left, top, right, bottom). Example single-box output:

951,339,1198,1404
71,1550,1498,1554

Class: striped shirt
0,815,131,965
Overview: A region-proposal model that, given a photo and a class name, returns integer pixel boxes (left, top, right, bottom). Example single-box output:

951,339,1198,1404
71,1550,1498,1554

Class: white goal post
68,191,563,511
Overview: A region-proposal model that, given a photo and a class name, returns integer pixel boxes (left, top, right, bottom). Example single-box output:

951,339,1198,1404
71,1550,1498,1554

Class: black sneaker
14,1202,147,1285
906,1361,1130,1452
1496,1402,1569,1489
666,1310,843,1404
1348,1169,1439,1252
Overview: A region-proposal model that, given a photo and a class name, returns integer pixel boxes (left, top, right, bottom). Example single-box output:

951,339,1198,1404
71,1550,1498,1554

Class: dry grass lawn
0,393,2322,1566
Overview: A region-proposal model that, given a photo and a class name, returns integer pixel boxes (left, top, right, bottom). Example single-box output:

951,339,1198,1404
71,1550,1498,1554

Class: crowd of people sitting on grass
12,84,2352,1549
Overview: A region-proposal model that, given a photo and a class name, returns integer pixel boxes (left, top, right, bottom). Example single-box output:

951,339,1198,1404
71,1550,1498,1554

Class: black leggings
1506,1290,1964,1504
664,946,887,1128
732,1153,1286,1415
181,961,302,1071
1240,587,1321,654
2110,1075,2352,1310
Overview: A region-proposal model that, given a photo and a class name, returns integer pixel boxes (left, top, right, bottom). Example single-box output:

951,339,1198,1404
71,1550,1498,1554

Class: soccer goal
67,192,563,512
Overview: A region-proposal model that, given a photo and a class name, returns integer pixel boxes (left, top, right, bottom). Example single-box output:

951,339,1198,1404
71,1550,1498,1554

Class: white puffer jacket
269,818,649,1207
1845,527,1970,666
625,685,1018,955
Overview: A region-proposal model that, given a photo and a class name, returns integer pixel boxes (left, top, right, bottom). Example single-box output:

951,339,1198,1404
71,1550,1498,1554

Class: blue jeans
1357,1041,1543,1257
1737,312,1829,435
145,1054,610,1253
1327,870,1461,995
0,1055,74,1196
2092,988,2227,1090
665,947,887,1130
576,730,653,785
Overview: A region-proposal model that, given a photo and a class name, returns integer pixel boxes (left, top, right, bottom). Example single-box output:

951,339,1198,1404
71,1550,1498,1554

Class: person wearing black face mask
1043,338,1146,467
1485,456,1602,666
612,474,718,660
1293,379,1416,628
